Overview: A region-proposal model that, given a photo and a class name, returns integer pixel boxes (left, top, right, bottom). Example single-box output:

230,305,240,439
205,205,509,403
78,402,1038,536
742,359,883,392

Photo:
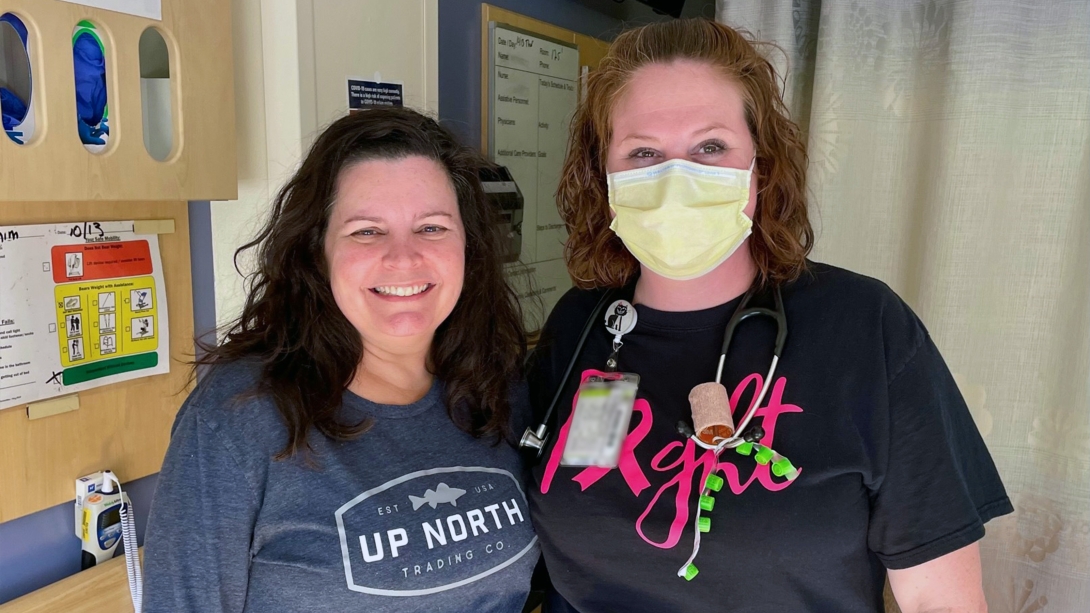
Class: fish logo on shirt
409,482,467,510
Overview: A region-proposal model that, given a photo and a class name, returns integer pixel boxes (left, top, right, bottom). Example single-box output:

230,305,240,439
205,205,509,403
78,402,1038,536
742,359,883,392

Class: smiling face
323,156,466,351
606,59,758,221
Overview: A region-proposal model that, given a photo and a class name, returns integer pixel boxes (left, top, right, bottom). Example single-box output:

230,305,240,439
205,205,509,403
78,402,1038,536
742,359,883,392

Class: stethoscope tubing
527,285,786,457
679,290,785,576
535,288,619,435
526,282,789,578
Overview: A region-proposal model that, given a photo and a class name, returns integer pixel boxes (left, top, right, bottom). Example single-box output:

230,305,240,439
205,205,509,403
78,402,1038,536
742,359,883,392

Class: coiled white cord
103,471,143,613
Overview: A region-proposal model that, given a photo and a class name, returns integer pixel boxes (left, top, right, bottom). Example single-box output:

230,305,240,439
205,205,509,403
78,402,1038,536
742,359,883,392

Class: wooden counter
0,550,140,613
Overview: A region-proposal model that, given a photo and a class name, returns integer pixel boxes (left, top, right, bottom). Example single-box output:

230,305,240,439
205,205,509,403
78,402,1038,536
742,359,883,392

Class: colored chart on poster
50,239,153,283
0,221,170,411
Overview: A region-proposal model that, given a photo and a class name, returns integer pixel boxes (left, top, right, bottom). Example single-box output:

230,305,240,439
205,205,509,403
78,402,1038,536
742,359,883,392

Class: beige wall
211,0,440,331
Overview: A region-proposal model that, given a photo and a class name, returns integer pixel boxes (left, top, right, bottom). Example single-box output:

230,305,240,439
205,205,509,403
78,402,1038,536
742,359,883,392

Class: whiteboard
488,22,579,330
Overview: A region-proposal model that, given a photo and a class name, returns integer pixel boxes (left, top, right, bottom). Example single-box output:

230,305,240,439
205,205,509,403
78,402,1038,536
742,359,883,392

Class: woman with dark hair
143,107,538,612
525,18,1010,613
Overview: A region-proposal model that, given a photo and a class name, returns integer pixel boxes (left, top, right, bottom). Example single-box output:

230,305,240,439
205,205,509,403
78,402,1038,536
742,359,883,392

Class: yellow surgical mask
607,158,754,280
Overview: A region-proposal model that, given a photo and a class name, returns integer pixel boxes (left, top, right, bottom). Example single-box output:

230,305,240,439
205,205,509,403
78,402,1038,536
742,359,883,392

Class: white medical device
75,470,143,612
76,471,123,567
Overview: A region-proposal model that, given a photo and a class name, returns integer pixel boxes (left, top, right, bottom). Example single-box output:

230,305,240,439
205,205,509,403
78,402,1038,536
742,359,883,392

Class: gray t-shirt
143,360,539,613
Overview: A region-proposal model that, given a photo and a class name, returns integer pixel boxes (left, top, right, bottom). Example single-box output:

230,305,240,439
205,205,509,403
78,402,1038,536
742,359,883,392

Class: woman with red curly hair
525,18,1010,613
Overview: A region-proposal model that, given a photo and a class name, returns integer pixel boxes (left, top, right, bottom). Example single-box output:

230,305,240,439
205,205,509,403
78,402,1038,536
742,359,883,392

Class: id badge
561,373,640,468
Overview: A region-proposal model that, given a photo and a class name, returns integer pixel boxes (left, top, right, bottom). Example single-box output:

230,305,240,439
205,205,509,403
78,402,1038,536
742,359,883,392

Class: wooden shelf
0,549,142,613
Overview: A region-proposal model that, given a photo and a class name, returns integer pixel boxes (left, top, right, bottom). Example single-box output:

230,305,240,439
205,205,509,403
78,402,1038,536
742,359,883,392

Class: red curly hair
558,18,813,288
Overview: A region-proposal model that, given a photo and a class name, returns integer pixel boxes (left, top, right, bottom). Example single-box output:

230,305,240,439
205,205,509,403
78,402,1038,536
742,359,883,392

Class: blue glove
78,114,106,145
1,86,28,131
73,33,108,126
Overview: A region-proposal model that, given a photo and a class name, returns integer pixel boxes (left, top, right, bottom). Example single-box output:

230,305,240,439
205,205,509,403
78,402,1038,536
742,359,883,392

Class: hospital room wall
0,200,215,604
213,0,685,330
436,0,687,147
0,0,686,604
214,0,690,351
210,0,441,333
0,0,437,603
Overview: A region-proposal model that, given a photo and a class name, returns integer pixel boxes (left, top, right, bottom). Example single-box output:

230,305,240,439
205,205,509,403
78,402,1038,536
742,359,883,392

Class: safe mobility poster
0,221,170,411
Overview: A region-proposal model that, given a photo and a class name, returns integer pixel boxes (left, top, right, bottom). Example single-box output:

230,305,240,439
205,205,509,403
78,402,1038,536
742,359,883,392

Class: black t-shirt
526,262,1012,613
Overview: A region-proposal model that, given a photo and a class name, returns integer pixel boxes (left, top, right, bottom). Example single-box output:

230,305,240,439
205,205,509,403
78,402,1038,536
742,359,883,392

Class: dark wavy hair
559,18,814,288
198,107,526,459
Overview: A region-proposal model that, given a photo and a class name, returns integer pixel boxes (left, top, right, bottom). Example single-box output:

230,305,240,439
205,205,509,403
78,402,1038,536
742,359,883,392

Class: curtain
715,1,1090,611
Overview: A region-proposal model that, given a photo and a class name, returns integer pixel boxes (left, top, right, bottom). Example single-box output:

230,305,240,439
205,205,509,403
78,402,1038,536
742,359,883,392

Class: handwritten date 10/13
67,222,105,239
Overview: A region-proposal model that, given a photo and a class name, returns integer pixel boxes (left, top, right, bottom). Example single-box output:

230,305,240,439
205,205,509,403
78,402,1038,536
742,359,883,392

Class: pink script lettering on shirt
540,369,803,549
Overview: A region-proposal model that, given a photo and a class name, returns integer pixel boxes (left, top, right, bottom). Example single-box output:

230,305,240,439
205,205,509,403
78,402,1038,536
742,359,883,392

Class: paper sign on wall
0,220,170,411
347,79,404,112
58,0,162,21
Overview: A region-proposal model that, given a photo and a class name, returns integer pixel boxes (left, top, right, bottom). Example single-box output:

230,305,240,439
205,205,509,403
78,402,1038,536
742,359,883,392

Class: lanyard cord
535,289,618,433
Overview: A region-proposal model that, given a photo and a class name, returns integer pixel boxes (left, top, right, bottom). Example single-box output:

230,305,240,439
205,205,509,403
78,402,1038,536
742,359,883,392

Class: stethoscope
520,284,788,459
677,285,787,453
520,288,619,456
520,283,794,581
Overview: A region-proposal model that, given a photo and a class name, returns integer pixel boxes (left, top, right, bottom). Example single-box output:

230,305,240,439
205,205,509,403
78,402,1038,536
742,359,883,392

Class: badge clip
603,300,636,372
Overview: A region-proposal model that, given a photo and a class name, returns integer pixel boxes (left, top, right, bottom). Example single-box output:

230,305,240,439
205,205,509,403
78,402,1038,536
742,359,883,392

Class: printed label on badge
561,373,639,468
604,300,637,337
